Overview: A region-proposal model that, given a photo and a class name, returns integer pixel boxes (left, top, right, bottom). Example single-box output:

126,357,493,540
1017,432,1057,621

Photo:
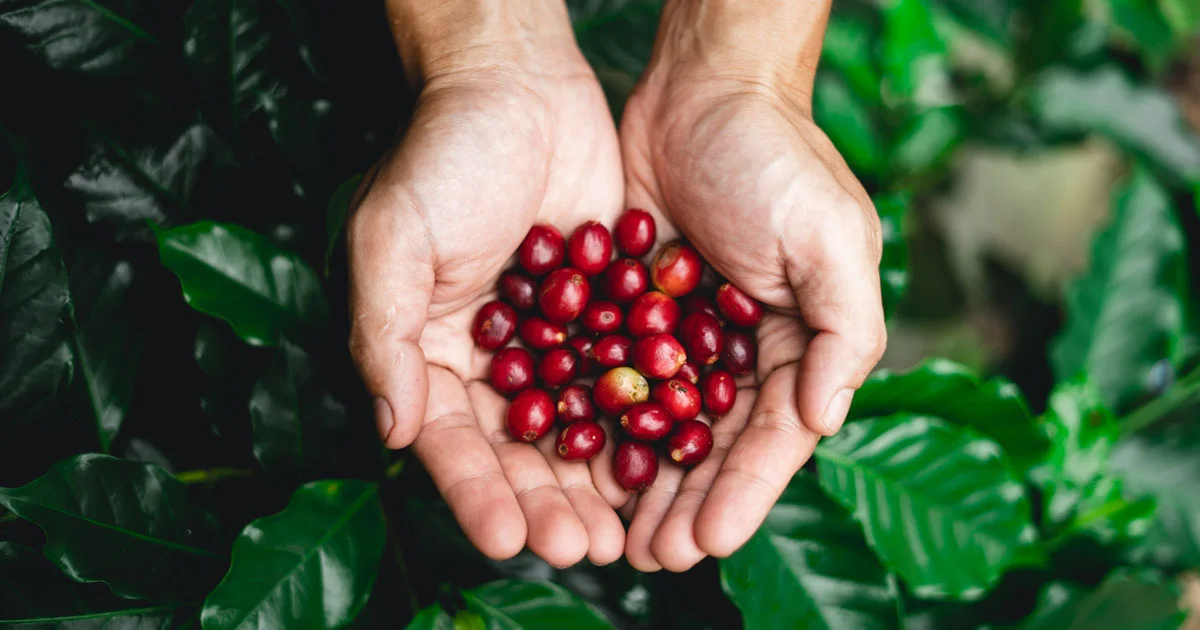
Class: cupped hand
617,71,887,570
346,47,630,566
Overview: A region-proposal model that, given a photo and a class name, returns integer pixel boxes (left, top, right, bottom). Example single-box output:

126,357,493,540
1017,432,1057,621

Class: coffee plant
2,0,1199,628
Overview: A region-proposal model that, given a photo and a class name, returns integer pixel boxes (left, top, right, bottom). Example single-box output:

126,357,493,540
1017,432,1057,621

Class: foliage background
2,0,1200,627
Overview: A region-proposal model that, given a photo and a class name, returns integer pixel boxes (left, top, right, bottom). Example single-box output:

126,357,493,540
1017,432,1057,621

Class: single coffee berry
538,348,580,389
538,267,590,323
565,335,596,375
632,333,687,380
721,330,756,376
678,311,723,365
613,441,659,491
700,369,736,417
591,334,632,369
716,282,763,327
620,402,674,441
614,209,656,257
667,420,714,466
626,291,681,338
499,271,538,311
650,241,703,297
556,421,607,460
518,316,567,351
490,347,535,396
581,300,624,335
594,366,650,414
651,378,701,422
680,293,719,319
519,225,565,276
471,300,518,350
556,384,596,425
567,221,613,276
677,360,702,384
507,388,555,442
602,258,649,303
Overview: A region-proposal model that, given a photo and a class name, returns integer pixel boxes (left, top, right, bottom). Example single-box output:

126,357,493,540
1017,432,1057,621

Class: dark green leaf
1103,0,1176,68
1019,570,1182,630
570,0,661,117
933,0,1015,47
201,480,385,630
880,0,951,110
68,250,141,451
720,474,903,629
156,221,329,346
814,72,883,177
1031,66,1200,182
849,358,1049,472
406,580,612,629
1051,166,1187,411
1019,0,1084,73
815,415,1038,600
324,174,361,276
0,0,156,76
250,339,348,478
875,193,910,319
0,454,223,601
0,175,72,430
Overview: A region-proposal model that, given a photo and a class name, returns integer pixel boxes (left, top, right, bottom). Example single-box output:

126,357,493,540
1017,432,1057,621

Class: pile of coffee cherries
471,210,762,492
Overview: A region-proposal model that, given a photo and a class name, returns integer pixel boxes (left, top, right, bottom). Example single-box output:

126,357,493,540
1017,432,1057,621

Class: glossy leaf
1032,66,1200,182
0,175,73,430
850,358,1049,471
822,16,882,106
0,0,156,76
1158,0,1200,37
721,474,903,629
201,480,385,630
1051,166,1187,411
875,193,910,320
0,454,223,600
156,221,328,346
815,415,1038,600
814,72,883,177
1103,0,1176,68
1020,570,1182,630
324,174,361,276
406,580,612,629
250,339,349,478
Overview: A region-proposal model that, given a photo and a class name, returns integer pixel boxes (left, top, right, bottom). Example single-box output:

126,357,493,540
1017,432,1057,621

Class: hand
616,0,887,571
347,1,627,567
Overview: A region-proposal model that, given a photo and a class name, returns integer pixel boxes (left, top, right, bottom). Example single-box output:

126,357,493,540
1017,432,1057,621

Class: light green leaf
157,221,328,346
821,16,882,106
1020,570,1183,630
1032,66,1200,182
324,174,361,276
814,72,883,177
889,106,964,177
721,474,903,629
201,480,385,630
406,580,612,629
1103,0,1176,68
1158,0,1200,37
874,194,910,320
815,415,1038,600
1050,166,1187,411
0,454,223,601
880,0,951,110
850,358,1049,472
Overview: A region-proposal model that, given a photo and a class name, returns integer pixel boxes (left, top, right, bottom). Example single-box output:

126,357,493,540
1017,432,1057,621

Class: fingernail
374,398,395,442
822,388,855,434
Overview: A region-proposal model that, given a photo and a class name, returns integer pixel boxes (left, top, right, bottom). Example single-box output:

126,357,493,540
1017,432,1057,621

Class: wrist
386,0,583,85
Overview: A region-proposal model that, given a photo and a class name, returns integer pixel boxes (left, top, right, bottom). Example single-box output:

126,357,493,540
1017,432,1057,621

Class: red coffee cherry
613,441,658,491
591,334,632,369
677,360,702,384
594,367,650,414
490,347,535,396
679,292,719,319
602,258,649,304
537,347,580,390
650,241,702,297
518,316,567,351
715,282,763,327
620,402,674,441
507,388,555,443
668,420,714,466
567,221,613,276
471,300,518,350
581,300,624,335
519,225,565,276
700,369,736,417
677,311,723,365
556,384,596,425
565,335,596,376
614,209,656,258
721,330,756,376
538,267,590,323
499,271,538,311
651,378,701,422
632,333,687,380
556,421,607,461
626,291,681,338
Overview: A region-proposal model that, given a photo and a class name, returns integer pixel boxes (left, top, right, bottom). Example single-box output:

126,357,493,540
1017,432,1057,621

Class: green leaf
1050,166,1187,411
1102,0,1176,68
821,16,882,106
201,480,385,630
1019,570,1183,630
0,454,224,601
720,474,903,629
814,415,1038,600
324,174,361,276
889,106,964,177
570,0,661,117
1031,66,1200,182
1019,0,1084,73
849,358,1049,472
156,221,328,346
933,0,1015,48
0,541,191,627
874,193,910,320
406,580,612,629
1158,0,1200,37
0,175,73,430
880,0,951,110
68,251,142,451
0,0,156,76
250,339,349,478
814,72,883,177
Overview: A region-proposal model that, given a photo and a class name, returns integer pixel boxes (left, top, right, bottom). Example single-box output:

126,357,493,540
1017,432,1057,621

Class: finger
469,382,590,569
587,418,632,509
788,208,886,435
412,367,526,560
539,436,625,566
347,167,435,449
624,457,684,573
651,389,756,572
694,364,820,557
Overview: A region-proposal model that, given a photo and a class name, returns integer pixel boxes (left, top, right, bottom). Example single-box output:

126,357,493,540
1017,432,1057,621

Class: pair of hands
347,0,886,571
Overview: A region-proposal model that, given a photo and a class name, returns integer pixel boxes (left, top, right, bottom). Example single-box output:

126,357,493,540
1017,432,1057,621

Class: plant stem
174,467,256,485
1120,365,1200,436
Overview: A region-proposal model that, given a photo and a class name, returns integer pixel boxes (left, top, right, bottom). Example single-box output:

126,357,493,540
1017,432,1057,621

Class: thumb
788,210,887,437
347,167,435,449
